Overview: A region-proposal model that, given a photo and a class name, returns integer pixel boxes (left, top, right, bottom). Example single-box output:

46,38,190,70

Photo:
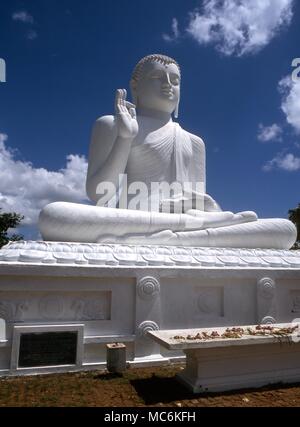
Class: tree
0,209,24,248
289,203,300,250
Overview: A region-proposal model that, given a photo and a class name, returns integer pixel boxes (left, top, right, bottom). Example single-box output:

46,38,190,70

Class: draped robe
121,121,205,211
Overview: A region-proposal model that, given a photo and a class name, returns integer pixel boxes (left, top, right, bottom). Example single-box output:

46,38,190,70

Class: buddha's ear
130,80,138,106
174,93,180,119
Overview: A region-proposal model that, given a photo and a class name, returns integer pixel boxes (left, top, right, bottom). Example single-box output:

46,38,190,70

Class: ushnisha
39,54,296,249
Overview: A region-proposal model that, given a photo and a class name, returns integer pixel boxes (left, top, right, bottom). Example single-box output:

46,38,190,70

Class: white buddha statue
39,54,296,249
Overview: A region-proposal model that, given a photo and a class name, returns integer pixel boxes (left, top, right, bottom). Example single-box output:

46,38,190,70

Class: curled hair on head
131,54,181,88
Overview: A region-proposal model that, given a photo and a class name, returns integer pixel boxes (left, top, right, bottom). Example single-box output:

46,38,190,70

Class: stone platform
0,241,300,376
148,324,300,393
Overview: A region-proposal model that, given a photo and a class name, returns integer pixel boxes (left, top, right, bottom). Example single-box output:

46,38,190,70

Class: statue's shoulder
183,128,205,150
188,132,205,147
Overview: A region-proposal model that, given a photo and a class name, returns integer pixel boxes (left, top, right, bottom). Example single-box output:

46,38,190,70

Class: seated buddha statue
39,54,296,249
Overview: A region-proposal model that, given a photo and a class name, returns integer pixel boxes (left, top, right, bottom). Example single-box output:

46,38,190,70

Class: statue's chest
131,129,192,164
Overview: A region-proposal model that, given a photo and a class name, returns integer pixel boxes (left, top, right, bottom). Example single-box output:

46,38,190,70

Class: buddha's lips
161,90,174,96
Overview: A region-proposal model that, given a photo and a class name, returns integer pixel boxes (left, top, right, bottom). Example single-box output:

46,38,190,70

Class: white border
10,324,84,372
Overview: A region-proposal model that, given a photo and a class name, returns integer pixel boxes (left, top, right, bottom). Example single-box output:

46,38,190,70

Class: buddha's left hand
160,192,221,213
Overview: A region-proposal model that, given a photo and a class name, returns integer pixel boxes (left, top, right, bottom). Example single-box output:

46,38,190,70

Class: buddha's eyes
149,72,180,85
171,76,180,85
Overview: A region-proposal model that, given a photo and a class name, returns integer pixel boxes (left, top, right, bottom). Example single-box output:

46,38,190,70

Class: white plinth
148,324,300,393
0,241,300,376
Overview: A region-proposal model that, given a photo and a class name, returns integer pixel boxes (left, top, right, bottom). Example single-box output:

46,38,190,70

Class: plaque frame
10,324,84,372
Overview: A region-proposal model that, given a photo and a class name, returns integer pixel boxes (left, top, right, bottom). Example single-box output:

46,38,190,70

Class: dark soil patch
1,364,300,407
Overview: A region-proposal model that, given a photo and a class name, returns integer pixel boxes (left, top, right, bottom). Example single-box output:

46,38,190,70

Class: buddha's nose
162,73,172,87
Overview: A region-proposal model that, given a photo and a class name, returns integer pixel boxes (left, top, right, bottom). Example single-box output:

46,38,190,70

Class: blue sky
0,0,299,239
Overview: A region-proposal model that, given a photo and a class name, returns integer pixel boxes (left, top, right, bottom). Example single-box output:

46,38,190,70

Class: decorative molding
0,301,29,322
0,292,111,323
138,321,159,337
0,302,14,322
0,241,300,269
81,299,108,321
39,296,64,320
137,277,160,300
257,278,277,324
257,278,276,300
71,300,85,320
261,316,276,325
197,288,223,317
15,301,29,322
38,295,110,321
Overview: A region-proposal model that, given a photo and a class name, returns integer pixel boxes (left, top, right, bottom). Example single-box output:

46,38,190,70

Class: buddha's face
133,61,180,115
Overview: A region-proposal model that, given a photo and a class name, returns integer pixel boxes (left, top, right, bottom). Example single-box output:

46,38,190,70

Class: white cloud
12,11,34,24
163,18,180,42
258,123,282,142
187,0,294,56
263,152,300,172
12,10,37,40
0,136,88,228
0,133,8,143
279,76,300,134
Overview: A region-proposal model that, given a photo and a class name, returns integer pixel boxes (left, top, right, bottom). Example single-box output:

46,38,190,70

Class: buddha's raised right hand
115,89,139,139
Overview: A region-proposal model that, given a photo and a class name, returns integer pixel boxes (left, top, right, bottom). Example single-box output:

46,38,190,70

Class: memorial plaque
18,331,78,368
